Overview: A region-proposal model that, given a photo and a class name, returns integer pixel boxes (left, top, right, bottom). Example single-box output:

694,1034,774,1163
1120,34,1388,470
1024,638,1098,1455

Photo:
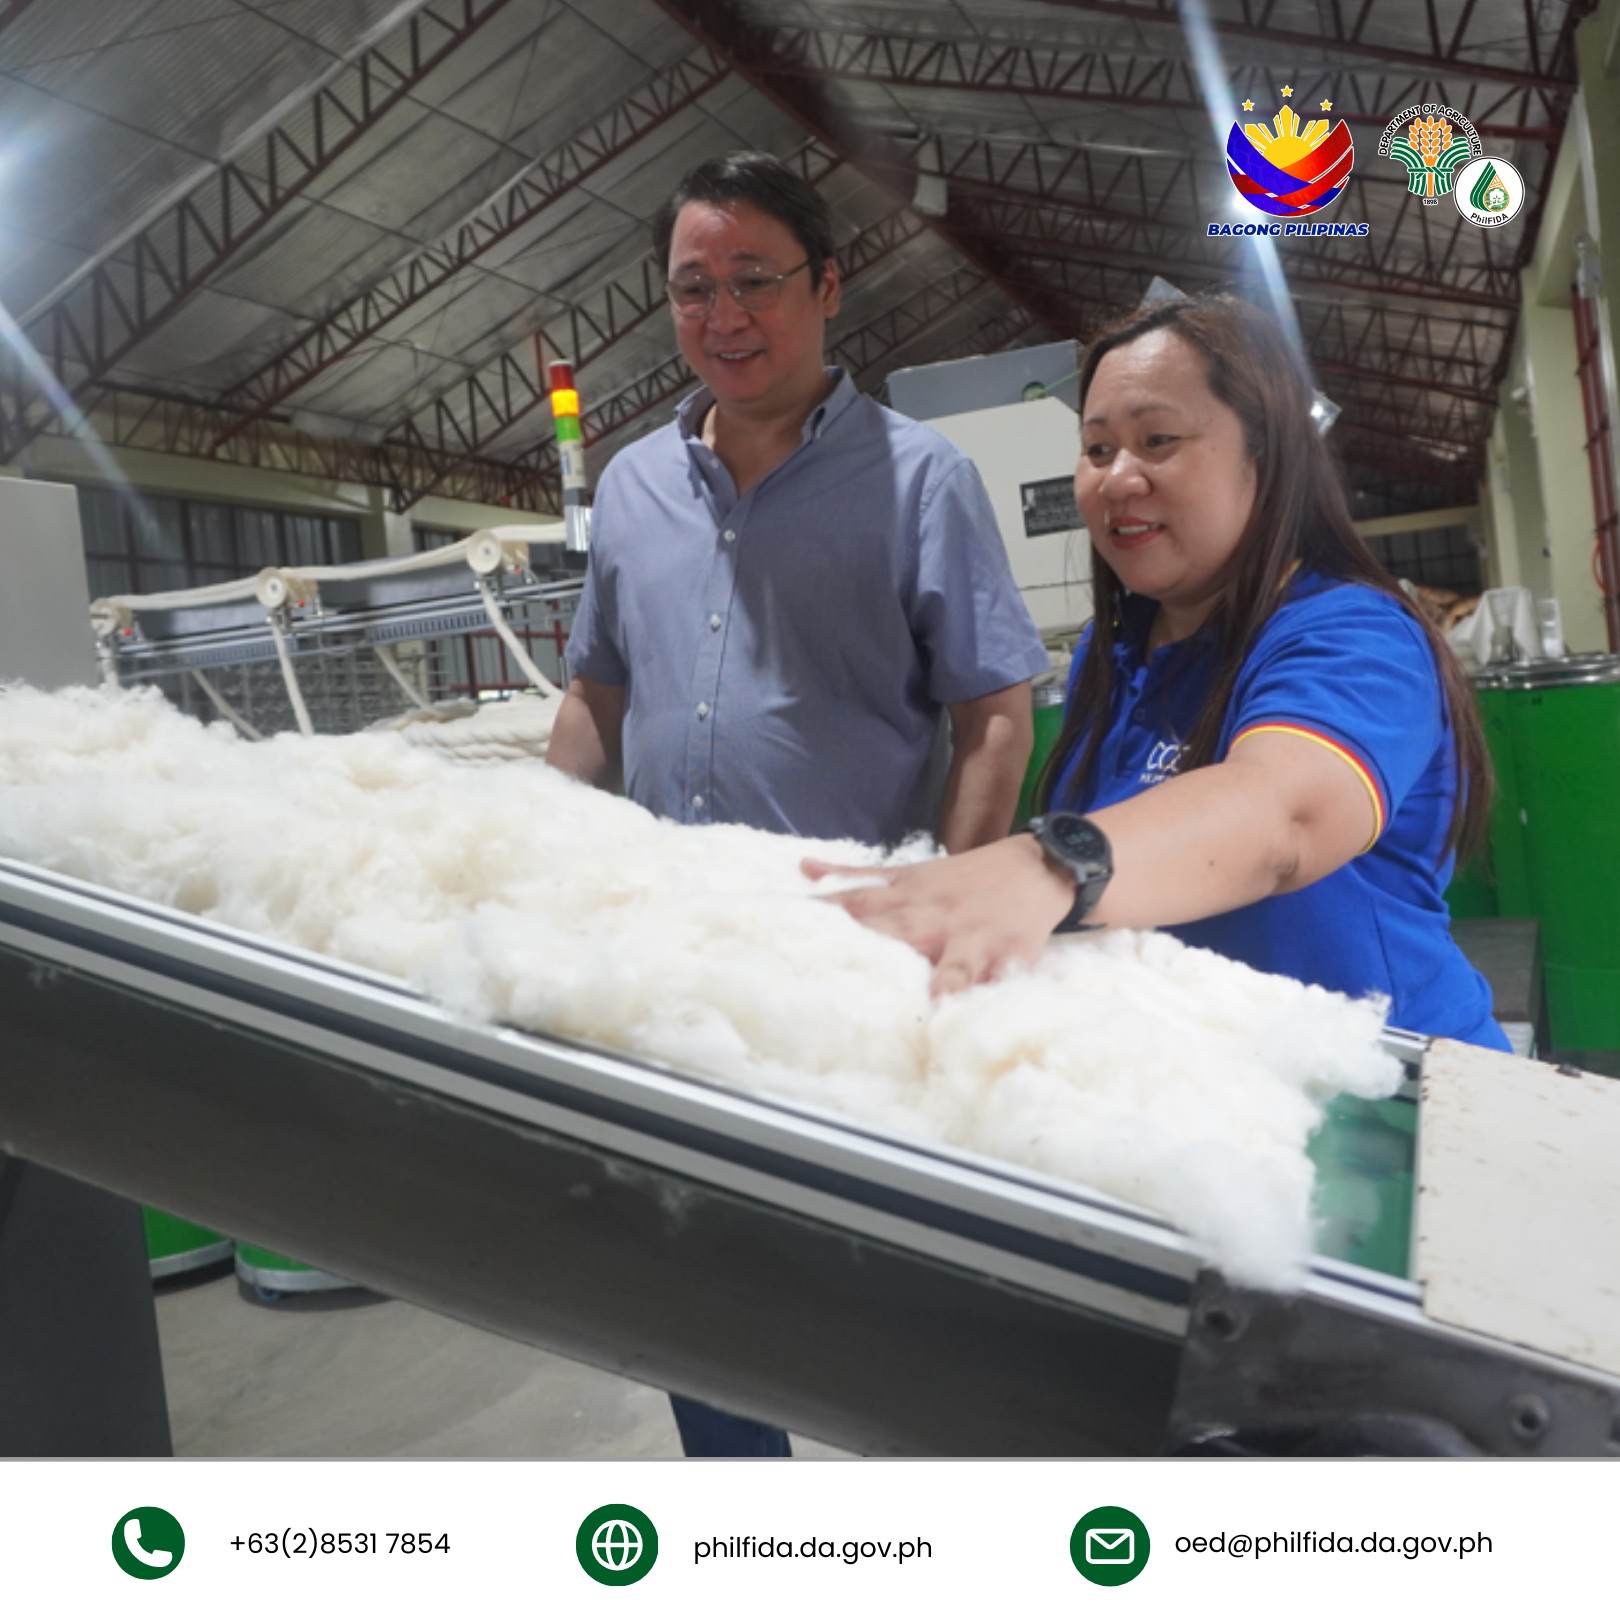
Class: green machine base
143,1207,232,1281
234,1244,355,1298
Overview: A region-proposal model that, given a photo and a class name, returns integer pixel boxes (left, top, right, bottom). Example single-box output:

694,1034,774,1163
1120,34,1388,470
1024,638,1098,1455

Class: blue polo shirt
1050,572,1505,1048
566,370,1048,844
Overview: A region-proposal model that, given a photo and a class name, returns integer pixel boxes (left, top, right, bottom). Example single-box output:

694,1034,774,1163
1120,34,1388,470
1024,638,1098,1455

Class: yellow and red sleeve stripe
1231,722,1386,852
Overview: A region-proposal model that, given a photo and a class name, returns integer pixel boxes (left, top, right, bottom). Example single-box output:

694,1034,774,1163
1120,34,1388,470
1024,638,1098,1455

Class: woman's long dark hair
1037,294,1491,859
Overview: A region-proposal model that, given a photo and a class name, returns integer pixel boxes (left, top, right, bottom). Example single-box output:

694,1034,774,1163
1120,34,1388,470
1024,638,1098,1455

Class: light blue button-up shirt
566,371,1047,844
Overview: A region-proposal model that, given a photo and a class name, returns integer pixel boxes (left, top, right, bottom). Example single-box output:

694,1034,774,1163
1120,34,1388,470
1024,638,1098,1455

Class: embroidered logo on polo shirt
1139,739,1188,786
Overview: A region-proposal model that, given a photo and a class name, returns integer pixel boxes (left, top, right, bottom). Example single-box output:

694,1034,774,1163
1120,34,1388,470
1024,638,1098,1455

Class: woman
811,295,1506,1050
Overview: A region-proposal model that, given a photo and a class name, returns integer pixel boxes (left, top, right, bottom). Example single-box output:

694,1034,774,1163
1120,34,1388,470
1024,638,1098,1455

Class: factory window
412,524,466,552
75,487,363,599
1364,525,1483,594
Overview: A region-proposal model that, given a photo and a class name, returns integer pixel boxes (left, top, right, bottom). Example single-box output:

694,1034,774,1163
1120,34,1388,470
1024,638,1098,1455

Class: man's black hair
653,150,835,286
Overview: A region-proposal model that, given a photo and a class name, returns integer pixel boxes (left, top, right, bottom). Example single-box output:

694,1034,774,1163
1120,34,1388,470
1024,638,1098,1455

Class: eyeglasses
666,259,811,318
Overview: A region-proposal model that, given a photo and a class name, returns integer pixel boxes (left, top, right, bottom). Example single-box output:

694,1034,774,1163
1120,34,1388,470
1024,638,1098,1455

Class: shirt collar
676,367,857,446
1112,592,1219,670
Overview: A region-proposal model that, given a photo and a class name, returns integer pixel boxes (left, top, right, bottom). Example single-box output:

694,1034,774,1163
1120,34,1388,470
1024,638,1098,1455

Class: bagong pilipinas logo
1225,85,1355,218
1378,103,1482,204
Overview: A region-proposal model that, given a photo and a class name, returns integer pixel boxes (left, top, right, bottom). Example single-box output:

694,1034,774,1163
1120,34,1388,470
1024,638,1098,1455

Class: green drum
234,1244,354,1300
1472,678,1534,917
1474,656,1620,1050
1014,683,1067,829
1443,854,1497,920
143,1207,232,1281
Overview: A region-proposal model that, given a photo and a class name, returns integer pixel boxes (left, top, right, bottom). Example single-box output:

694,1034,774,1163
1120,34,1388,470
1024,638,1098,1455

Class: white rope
91,526,570,620
190,669,264,741
475,577,563,699
373,694,556,765
266,612,314,737
374,645,428,709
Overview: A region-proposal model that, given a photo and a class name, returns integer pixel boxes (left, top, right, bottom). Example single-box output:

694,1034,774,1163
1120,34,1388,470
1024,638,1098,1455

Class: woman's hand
803,834,1079,997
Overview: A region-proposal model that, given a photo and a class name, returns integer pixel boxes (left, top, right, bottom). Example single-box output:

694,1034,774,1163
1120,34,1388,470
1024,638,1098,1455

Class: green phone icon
112,1507,185,1579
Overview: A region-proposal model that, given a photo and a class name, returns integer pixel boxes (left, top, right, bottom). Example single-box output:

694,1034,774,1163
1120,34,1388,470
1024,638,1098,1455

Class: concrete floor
154,1269,844,1459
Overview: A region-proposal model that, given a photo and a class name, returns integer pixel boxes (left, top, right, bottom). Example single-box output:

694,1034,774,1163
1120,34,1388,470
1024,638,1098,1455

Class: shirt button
696,702,709,719
1132,706,1147,723
722,529,736,543
692,793,705,809
709,613,722,630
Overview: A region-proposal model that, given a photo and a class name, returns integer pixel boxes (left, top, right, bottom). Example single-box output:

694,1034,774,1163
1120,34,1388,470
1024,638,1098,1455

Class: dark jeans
669,1393,791,1457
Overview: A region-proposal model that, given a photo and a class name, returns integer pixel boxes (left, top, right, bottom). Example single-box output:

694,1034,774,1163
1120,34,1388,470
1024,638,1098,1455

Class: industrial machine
891,342,1091,636
91,525,584,738
3,856,1616,1458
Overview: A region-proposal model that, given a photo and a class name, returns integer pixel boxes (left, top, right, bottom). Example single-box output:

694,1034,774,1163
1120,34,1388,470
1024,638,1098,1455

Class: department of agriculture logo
1225,85,1354,217
1453,156,1526,227
1379,102,1482,204
111,1506,185,1580
576,1503,658,1586
1070,1504,1150,1587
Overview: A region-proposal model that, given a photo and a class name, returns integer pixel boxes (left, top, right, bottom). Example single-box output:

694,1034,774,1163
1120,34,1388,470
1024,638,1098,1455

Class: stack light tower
549,359,591,555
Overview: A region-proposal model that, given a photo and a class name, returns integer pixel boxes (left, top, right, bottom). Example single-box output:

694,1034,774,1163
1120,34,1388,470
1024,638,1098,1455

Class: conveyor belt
2,860,1616,1456
106,575,584,674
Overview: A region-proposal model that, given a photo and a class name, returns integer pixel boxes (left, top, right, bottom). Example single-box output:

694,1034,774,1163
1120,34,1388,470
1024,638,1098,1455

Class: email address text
1178,1530,1493,1561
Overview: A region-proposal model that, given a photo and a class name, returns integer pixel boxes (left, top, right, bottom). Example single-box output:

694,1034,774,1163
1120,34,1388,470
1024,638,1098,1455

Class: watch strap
1028,813,1112,934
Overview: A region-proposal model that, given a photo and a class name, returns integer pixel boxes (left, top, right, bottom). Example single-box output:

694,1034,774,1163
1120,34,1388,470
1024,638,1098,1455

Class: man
548,152,1048,1454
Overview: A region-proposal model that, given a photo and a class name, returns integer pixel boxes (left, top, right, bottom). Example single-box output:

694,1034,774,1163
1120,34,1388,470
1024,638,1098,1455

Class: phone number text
229,1530,450,1558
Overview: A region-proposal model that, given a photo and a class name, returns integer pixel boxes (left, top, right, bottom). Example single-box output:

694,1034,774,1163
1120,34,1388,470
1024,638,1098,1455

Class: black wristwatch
1026,812,1114,933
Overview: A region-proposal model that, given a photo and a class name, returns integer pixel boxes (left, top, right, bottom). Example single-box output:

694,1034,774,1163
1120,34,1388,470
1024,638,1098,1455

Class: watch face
1045,813,1111,872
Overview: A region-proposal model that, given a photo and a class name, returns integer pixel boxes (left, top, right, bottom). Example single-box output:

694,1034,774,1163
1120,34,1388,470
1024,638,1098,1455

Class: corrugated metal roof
0,0,1593,512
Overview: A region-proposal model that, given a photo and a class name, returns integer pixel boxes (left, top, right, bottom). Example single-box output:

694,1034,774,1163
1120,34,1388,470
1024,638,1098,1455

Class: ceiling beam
0,0,521,464
964,193,1520,311
1032,0,1577,94
648,0,1078,341
741,21,1561,143
64,382,526,511
833,267,996,387
207,43,733,451
491,215,978,508
382,162,946,511
385,144,847,503
1313,357,1495,407
917,307,1044,373
1006,236,1517,317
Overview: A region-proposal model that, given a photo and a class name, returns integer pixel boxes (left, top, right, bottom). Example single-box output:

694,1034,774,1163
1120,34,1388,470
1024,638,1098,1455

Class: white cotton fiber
0,683,1401,1287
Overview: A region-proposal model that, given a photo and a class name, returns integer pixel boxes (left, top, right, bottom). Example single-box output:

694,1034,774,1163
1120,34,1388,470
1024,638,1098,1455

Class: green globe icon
593,1519,642,1569
577,1503,658,1586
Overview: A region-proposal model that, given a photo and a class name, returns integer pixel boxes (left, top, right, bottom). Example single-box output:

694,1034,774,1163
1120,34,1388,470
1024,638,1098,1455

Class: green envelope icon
1085,1527,1134,1564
